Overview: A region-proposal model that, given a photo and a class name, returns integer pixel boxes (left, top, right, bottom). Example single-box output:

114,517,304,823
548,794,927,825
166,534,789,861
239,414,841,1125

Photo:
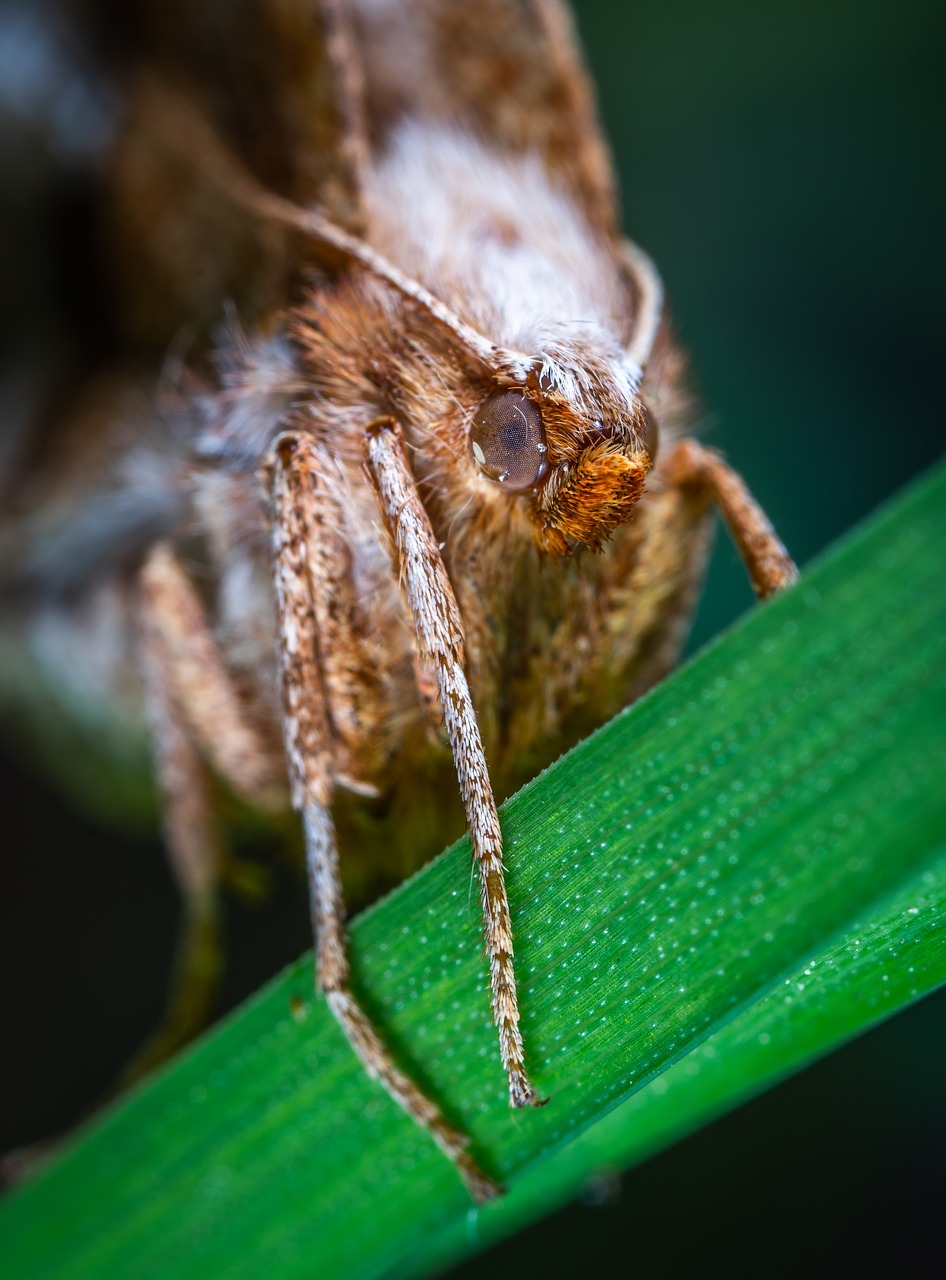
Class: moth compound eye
469,392,548,491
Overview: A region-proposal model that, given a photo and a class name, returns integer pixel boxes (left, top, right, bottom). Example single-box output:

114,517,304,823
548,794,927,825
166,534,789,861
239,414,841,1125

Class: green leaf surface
1,463,944,1280
406,840,946,1278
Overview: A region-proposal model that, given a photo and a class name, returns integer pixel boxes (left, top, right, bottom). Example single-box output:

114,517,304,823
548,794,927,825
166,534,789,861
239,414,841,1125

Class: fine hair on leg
665,439,799,599
268,430,502,1203
364,418,545,1112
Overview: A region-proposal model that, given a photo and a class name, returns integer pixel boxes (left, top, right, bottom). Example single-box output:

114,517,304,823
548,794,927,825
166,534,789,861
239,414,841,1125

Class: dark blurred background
1,0,944,1275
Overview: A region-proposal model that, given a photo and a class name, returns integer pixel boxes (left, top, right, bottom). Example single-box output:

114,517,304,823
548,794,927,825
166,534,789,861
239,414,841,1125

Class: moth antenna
255,188,505,372
137,81,527,382
620,239,665,380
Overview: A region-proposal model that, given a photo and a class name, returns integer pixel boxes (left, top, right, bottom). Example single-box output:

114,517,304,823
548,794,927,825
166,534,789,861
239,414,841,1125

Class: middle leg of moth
268,431,502,1203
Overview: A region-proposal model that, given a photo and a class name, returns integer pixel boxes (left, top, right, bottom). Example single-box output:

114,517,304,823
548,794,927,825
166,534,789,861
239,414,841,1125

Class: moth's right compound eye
469,391,549,492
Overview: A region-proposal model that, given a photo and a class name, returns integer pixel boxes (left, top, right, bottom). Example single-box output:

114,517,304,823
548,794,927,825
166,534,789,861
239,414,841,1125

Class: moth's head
468,349,655,557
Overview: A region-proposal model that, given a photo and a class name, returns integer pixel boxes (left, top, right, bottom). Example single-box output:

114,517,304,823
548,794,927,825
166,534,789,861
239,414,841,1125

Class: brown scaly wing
0,0,370,520
350,0,620,243
124,0,367,220
103,0,368,354
0,0,371,766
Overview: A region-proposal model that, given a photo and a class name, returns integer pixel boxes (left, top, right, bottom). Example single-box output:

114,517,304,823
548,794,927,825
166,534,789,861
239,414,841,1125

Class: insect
0,0,796,1199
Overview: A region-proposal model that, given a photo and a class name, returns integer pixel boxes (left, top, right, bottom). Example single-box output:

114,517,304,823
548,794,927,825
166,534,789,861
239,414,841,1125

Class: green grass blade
1,463,944,1280
405,839,946,1277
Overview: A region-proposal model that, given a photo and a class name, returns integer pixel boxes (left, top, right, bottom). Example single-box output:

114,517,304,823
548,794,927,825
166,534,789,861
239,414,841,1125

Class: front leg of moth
665,439,799,599
364,419,545,1114
268,432,502,1204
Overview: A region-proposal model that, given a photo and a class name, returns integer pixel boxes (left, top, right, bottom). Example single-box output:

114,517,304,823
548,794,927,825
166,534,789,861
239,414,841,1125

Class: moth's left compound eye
469,391,548,492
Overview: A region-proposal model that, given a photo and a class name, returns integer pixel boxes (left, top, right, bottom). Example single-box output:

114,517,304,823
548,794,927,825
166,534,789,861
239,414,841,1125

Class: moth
0,0,796,1199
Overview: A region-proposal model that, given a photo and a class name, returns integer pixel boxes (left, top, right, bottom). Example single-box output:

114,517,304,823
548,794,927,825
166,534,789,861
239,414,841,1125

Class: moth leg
665,439,798,599
127,543,286,1084
138,543,285,810
364,419,545,1112
269,432,502,1204
129,574,225,1083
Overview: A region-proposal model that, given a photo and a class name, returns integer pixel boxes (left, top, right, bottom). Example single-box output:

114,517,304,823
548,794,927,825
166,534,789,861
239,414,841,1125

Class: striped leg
364,419,544,1112
129,542,286,1083
665,439,798,599
268,431,502,1203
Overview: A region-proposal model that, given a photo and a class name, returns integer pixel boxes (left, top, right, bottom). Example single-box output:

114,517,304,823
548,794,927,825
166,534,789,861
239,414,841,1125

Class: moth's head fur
367,124,660,555
291,271,656,560
284,123,665,557
473,346,656,558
